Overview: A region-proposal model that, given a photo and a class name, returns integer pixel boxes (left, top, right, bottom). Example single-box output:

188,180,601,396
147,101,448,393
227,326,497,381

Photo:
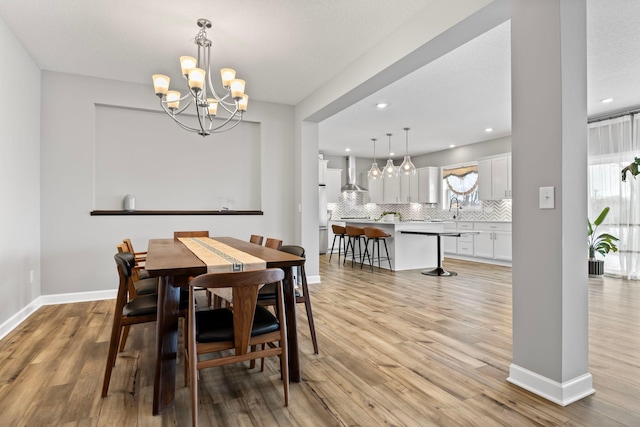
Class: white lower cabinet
473,222,512,261
443,221,512,264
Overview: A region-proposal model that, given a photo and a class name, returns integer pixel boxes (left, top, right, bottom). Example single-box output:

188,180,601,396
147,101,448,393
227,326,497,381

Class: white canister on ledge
123,194,135,211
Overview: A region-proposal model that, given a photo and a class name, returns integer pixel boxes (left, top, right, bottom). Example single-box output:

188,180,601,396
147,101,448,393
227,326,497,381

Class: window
441,163,481,210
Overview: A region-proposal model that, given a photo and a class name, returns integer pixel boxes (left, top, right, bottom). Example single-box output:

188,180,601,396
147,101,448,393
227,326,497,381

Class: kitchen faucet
449,195,460,219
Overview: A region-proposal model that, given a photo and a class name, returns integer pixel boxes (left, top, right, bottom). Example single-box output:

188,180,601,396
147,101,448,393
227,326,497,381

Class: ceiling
1,1,639,158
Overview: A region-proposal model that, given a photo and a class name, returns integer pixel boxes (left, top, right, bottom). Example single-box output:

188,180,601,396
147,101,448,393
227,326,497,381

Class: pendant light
399,127,417,176
383,133,398,179
367,138,383,180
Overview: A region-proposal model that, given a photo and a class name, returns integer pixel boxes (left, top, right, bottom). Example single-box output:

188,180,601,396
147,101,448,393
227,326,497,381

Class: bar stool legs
361,226,392,272
344,226,366,268
329,225,347,263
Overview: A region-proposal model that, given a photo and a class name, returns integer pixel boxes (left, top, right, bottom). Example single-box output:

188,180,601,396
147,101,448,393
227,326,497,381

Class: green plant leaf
593,207,610,226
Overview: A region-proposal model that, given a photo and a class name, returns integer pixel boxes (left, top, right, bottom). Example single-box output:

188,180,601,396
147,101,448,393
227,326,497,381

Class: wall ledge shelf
90,210,263,216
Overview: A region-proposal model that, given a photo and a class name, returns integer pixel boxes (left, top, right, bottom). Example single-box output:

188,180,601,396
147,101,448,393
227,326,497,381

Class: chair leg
360,237,370,270
383,238,392,270
329,235,338,261
343,237,353,265
300,267,319,354
101,318,123,397
118,325,130,352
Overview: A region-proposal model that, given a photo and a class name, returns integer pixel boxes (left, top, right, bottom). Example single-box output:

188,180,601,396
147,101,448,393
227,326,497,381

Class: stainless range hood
341,156,368,193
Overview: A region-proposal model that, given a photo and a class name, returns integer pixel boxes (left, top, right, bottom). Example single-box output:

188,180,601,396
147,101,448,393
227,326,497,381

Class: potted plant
588,206,618,276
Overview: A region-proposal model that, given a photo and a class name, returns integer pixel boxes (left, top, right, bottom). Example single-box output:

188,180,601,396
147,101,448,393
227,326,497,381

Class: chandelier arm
166,111,207,134
194,104,208,135
162,97,194,116
207,116,244,133
205,109,242,131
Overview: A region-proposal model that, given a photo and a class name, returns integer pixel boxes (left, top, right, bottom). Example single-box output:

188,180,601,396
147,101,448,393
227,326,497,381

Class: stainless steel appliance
319,185,328,254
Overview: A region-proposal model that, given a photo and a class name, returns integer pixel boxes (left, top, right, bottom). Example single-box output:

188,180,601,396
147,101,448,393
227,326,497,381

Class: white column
509,0,593,405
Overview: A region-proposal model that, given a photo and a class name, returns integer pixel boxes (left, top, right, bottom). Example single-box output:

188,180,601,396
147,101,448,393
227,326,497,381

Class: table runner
179,237,267,303
179,237,267,272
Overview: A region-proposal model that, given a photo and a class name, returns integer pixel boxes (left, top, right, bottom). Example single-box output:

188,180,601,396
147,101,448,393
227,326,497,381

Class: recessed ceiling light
390,152,395,156
601,98,613,104
376,102,388,109
485,128,493,132
345,148,351,152
449,144,456,148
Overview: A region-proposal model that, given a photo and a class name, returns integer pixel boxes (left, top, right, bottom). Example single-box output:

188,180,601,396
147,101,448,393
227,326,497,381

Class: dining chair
249,234,264,245
264,237,283,250
116,243,156,297
102,252,188,397
120,239,149,279
185,268,289,427
257,245,319,354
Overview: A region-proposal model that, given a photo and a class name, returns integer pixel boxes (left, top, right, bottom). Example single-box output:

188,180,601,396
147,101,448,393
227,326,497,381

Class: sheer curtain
588,114,640,279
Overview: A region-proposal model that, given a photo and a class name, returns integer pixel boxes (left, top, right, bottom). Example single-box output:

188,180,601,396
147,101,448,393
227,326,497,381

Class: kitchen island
340,220,451,271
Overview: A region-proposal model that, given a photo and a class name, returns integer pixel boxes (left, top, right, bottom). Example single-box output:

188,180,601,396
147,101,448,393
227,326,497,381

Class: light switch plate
539,186,555,209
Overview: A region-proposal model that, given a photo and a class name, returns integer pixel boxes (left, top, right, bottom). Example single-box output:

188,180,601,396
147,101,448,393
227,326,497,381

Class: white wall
0,17,41,325
40,71,295,295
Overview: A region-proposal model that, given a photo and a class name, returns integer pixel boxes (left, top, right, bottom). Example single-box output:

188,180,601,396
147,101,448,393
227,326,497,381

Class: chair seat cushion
134,277,157,295
123,294,157,317
258,283,300,300
196,305,280,342
137,268,151,280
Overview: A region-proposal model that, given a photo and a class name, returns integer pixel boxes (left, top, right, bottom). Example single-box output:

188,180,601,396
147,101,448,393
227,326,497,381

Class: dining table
144,236,305,415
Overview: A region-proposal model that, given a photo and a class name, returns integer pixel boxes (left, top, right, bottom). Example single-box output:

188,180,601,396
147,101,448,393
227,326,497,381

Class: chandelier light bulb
166,91,181,110
188,68,206,91
207,98,218,116
180,56,197,77
238,94,249,111
220,68,236,88
152,74,170,96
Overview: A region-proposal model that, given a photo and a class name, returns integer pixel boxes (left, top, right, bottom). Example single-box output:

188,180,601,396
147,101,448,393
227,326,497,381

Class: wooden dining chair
185,269,289,427
116,243,156,297
258,245,319,354
122,238,147,265
249,234,264,245
264,237,283,250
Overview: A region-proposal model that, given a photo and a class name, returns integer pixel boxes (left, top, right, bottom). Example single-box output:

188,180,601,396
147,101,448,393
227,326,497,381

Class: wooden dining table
144,236,305,415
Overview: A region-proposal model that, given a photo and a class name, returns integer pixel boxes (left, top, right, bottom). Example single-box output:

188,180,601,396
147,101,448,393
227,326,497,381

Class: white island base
342,220,450,271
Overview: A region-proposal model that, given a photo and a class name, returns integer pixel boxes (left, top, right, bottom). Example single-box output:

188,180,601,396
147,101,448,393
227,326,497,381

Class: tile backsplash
328,193,511,222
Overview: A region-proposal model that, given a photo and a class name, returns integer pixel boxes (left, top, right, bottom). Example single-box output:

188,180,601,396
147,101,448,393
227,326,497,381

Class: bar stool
329,224,347,263
344,225,366,267
361,226,392,272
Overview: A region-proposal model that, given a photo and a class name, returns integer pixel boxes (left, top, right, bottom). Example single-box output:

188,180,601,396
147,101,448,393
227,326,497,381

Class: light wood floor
1,257,638,426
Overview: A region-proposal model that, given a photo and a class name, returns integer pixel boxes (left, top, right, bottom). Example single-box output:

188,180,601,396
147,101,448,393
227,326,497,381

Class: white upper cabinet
478,154,511,200
367,176,384,204
383,169,401,203
400,173,419,203
319,159,328,185
326,168,342,203
418,167,440,204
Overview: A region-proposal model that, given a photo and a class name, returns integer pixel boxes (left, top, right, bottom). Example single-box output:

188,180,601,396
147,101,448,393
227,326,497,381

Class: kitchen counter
341,220,448,271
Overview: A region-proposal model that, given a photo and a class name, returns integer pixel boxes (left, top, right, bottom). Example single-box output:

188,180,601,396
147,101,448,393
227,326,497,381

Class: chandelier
152,18,248,136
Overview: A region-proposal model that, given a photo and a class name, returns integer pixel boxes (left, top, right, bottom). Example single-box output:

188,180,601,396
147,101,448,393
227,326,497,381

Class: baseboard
307,275,321,284
507,363,595,406
0,289,116,341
